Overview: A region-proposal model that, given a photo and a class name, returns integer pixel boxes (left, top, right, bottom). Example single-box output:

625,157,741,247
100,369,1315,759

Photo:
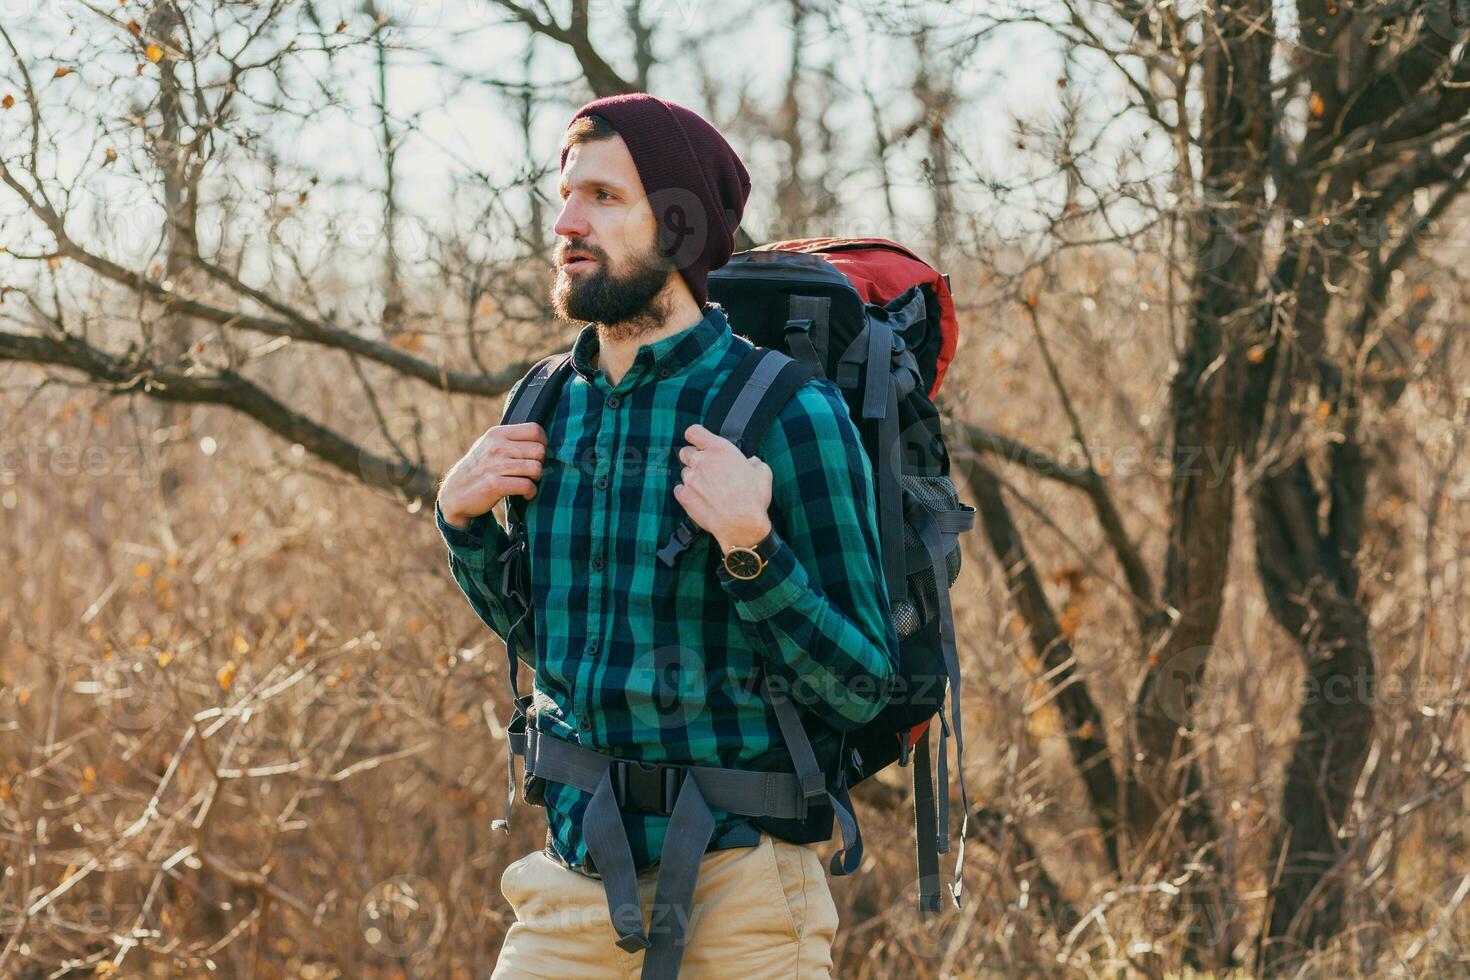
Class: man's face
551,135,672,328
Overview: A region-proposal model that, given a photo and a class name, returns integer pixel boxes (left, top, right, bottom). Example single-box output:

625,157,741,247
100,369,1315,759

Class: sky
0,0,1154,309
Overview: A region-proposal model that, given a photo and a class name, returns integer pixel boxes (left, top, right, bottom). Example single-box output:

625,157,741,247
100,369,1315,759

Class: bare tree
948,0,1470,972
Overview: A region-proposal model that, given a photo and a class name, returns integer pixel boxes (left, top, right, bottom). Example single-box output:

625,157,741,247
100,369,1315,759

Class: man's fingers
502,438,546,459
500,421,548,443
683,423,718,447
672,482,699,517
500,456,543,478
499,476,538,500
673,480,703,506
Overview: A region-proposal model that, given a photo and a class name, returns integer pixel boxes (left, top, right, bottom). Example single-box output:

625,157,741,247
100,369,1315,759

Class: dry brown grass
2,248,1467,978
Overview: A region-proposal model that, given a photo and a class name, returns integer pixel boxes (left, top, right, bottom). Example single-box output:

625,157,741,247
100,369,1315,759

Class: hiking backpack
492,237,976,914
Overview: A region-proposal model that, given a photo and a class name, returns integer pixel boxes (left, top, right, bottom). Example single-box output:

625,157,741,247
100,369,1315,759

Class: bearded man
435,93,898,979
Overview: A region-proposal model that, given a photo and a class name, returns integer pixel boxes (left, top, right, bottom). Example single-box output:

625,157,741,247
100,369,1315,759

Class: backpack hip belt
509,699,862,980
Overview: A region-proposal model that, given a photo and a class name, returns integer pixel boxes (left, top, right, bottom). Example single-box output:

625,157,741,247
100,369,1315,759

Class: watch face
724,548,762,579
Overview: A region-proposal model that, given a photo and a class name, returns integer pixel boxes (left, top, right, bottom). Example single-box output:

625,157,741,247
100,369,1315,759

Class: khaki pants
491,832,839,979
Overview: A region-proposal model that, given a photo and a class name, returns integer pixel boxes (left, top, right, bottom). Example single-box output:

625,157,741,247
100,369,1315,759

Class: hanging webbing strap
583,766,656,951
763,674,865,876
657,346,814,568
912,730,942,913
907,496,974,908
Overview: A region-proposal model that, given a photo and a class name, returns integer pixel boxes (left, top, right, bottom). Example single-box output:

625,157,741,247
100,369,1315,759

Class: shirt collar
569,304,732,389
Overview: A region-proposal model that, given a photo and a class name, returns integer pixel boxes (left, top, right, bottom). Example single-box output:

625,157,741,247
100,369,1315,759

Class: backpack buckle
611,759,685,816
496,532,531,601
656,519,698,568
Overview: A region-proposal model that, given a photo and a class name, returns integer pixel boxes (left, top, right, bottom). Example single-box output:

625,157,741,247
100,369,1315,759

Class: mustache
555,240,609,264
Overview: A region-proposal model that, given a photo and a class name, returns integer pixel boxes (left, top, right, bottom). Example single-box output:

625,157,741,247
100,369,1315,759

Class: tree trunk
1125,0,1273,966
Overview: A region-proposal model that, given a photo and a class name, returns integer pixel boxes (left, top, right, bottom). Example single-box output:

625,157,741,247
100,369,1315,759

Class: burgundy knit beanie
559,93,751,307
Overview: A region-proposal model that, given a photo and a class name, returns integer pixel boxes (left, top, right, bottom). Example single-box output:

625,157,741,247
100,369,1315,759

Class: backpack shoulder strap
499,349,575,543
495,351,575,685
656,344,814,568
489,350,575,838
502,351,576,429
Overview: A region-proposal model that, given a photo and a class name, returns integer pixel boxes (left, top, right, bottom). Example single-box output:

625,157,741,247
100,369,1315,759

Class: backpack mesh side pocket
893,474,966,638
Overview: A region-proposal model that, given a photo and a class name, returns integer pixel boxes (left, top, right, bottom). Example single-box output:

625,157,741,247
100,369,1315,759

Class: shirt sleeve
435,371,537,667
714,377,899,731
435,499,536,667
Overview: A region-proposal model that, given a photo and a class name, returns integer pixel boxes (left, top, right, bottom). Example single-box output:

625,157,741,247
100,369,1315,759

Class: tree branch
0,329,441,503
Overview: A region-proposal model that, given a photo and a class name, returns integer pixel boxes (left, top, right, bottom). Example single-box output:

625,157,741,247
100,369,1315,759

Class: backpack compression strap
656,345,815,567
834,289,928,603
783,294,830,380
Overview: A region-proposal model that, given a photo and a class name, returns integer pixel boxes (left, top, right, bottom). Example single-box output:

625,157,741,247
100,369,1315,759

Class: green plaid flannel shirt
435,304,898,872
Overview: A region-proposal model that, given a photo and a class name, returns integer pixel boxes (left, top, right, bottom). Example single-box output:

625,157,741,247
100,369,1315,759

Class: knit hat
559,93,751,307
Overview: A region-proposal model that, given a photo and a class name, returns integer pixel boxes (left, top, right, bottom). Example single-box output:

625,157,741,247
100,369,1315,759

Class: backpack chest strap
656,346,814,568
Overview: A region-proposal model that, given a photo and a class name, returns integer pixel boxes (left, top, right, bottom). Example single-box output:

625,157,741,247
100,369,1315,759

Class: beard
550,237,674,342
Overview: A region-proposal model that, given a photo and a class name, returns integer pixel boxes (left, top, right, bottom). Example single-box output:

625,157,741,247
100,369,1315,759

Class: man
434,92,898,979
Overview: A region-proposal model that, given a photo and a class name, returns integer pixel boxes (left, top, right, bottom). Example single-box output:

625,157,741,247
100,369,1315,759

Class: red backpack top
759,237,960,398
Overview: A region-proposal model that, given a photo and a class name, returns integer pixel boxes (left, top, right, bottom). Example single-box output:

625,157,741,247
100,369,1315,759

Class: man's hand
674,423,773,553
438,421,548,530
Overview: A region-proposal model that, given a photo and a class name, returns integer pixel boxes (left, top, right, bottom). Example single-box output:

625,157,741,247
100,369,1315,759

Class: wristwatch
720,527,780,581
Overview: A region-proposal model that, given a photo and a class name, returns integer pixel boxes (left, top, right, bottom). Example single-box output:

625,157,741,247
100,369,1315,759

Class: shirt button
596,476,608,490
580,719,592,732
588,639,600,653
606,395,621,409
658,367,669,378
591,556,604,572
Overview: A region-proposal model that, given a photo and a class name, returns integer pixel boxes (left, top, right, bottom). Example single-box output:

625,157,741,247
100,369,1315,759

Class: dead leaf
389,330,424,353
53,67,73,79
